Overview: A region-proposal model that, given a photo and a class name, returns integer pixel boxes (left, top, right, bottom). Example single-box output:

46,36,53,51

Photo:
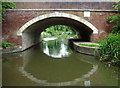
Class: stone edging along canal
1,39,99,56
73,42,99,56
1,46,22,54
68,39,99,56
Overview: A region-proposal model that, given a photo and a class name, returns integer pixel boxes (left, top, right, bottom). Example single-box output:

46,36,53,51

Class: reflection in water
84,80,90,86
43,37,71,58
43,37,57,41
44,43,49,55
2,36,119,86
18,36,98,86
19,65,97,86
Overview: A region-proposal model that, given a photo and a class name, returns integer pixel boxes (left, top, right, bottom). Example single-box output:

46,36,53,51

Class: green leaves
107,1,120,33
79,43,100,47
41,25,77,39
113,0,120,11
2,2,16,9
98,33,120,66
0,41,15,49
1,2,16,22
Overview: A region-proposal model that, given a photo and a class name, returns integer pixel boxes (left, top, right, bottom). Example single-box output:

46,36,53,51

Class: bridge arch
17,12,98,50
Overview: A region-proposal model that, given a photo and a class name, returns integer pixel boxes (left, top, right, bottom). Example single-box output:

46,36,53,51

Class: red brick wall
2,10,116,46
15,2,116,10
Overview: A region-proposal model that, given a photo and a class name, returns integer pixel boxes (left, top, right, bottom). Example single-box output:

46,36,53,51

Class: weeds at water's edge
94,33,120,67
0,41,15,49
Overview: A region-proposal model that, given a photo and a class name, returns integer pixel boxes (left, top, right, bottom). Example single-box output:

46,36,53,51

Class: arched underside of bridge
17,12,98,50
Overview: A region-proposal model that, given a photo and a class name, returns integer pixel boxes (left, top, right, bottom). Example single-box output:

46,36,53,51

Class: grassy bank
79,43,100,47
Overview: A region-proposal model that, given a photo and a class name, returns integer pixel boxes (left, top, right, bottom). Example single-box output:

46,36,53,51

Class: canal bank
68,38,99,56
1,38,99,56
1,47,22,54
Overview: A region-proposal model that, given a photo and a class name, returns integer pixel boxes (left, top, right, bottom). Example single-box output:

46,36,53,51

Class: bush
98,33,120,66
101,0,120,66
107,0,120,33
0,41,15,49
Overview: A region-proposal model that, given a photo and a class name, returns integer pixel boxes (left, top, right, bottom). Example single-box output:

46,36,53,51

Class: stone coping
3,0,118,2
74,42,100,49
1,46,22,54
73,41,99,56
7,9,119,12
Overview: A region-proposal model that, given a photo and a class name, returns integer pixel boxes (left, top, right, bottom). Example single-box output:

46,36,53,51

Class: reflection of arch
21,45,98,86
17,12,98,36
19,65,98,86
17,12,98,50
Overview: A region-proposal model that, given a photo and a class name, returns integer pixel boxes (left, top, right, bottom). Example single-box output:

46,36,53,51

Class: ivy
112,0,120,11
0,41,15,49
1,2,16,22
107,0,120,33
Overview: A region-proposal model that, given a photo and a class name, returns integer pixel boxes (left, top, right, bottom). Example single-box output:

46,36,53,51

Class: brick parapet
15,2,116,10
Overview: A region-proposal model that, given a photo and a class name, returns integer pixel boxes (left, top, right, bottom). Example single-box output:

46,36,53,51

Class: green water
2,36,119,86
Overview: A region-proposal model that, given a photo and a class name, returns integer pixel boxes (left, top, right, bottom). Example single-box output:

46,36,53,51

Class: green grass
93,40,104,44
79,43,100,47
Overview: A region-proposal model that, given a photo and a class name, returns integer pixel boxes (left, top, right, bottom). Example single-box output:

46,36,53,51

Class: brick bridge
2,2,118,50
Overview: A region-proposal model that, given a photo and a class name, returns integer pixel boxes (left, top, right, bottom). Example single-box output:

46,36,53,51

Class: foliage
41,25,77,39
0,41,15,49
113,0,120,11
41,32,51,38
107,0,120,33
98,33,120,66
79,43,100,47
94,40,105,44
98,0,120,66
1,2,16,21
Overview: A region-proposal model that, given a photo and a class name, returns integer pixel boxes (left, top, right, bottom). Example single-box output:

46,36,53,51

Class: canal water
2,36,119,86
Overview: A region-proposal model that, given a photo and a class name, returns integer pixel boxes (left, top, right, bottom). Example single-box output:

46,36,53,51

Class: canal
2,36,118,86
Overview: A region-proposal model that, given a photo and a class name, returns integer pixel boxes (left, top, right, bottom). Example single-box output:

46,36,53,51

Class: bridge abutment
22,32,41,50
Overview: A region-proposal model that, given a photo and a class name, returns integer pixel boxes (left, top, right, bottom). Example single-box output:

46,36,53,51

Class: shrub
98,33,120,66
0,41,15,49
100,0,120,66
107,0,120,33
